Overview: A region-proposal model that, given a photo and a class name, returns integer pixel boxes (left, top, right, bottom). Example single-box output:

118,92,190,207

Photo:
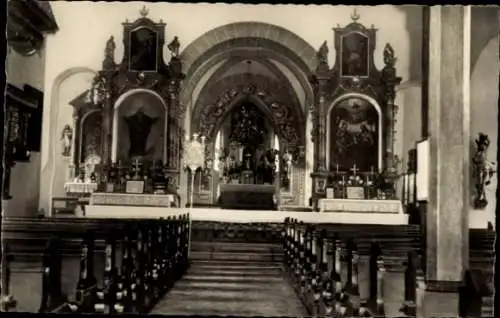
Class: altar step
190,241,284,263
151,241,305,316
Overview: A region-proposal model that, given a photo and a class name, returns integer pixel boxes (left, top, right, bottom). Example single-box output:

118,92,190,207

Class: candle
336,163,339,173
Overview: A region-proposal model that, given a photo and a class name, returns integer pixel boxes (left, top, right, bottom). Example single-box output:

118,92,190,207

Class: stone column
424,5,471,317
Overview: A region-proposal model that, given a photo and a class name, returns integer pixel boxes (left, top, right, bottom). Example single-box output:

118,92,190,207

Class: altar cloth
318,198,404,214
89,192,175,207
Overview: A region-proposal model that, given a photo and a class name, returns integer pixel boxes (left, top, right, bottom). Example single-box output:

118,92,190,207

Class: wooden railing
2,215,190,314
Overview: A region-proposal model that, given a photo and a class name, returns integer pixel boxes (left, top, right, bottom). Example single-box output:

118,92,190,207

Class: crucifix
133,158,141,180
350,163,359,177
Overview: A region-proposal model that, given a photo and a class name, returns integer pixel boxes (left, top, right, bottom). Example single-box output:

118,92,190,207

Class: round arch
111,88,169,163
182,46,314,119
181,22,317,72
326,92,384,172
179,23,318,123
44,66,97,215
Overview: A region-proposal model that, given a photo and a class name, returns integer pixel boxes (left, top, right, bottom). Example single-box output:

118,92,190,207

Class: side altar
310,11,404,214
62,7,185,210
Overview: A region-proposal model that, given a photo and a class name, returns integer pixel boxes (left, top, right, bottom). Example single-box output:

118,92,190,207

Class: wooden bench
2,215,191,314
283,218,495,318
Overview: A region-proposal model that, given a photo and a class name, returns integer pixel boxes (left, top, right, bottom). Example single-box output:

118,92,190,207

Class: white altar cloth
318,198,404,214
84,205,408,225
90,192,175,207
64,182,98,194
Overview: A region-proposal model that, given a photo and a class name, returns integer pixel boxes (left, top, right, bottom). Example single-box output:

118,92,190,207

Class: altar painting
129,27,158,72
329,96,379,172
340,32,369,77
115,91,166,163
80,111,102,163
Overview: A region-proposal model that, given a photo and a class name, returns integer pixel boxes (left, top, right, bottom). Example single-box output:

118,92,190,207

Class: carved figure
317,41,329,64
124,110,158,159
167,36,180,58
472,133,496,209
383,43,396,67
103,36,116,67
61,124,73,157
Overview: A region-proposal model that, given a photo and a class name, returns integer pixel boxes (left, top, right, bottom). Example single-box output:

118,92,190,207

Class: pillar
424,5,471,316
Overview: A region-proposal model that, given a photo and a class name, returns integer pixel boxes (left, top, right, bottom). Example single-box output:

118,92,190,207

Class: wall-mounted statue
61,124,73,157
472,133,496,209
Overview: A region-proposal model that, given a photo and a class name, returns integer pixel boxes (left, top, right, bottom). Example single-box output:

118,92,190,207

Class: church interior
1,2,497,316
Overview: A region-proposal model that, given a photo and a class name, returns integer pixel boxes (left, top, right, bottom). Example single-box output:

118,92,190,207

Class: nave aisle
150,241,307,316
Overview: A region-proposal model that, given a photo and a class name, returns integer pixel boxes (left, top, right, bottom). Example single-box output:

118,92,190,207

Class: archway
180,22,318,207
111,89,168,163
180,22,317,128
44,66,96,215
326,93,383,173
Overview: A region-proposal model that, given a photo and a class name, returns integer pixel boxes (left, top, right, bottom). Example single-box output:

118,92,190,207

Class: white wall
5,48,46,217
40,2,420,211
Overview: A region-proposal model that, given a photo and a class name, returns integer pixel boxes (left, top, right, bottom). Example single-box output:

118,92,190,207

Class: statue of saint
472,133,496,209
103,36,116,69
61,124,73,157
124,110,158,159
317,41,329,65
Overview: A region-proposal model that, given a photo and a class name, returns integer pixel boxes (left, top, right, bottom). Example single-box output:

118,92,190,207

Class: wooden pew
283,218,495,318
283,217,422,317
2,215,191,314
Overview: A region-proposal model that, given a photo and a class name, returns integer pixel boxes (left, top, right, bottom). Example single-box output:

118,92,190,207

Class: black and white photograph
1,2,497,317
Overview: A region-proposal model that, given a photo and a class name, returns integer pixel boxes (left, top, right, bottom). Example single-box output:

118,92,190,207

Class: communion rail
1,215,190,313
282,218,495,317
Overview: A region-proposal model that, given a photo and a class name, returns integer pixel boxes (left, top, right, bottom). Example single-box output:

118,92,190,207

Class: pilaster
425,5,471,315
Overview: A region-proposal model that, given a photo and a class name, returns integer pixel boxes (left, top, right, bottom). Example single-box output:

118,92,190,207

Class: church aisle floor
150,249,307,316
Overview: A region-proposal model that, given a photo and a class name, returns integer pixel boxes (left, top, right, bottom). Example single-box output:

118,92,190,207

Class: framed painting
340,32,370,77
129,26,159,72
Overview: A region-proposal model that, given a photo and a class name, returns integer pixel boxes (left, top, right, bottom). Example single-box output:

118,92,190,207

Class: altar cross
350,164,359,177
